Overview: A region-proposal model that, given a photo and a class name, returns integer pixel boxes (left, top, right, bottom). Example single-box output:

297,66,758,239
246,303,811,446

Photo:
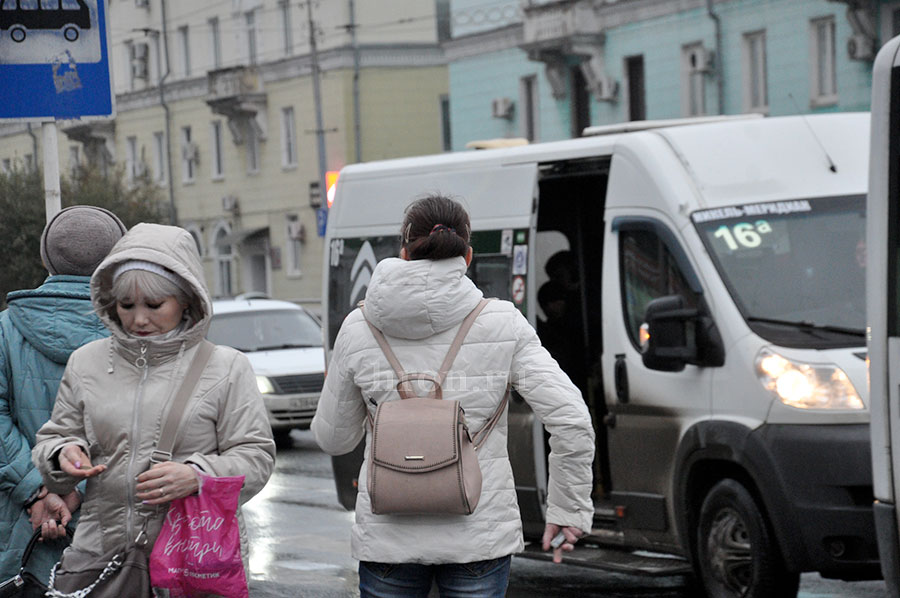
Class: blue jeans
358,556,511,598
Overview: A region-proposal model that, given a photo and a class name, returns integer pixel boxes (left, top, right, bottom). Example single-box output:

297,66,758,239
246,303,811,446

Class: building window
743,30,768,113
286,215,303,276
246,121,259,173
185,224,204,257
571,66,590,138
1,158,10,174
126,135,138,182
440,94,451,151
124,41,134,90
245,10,258,65
23,154,34,172
211,120,224,179
625,55,646,121
519,75,538,142
213,226,234,298
281,107,297,168
181,126,196,183
682,43,707,117
178,25,190,77
280,0,293,56
153,131,166,183
810,17,837,106
68,145,80,177
208,17,221,69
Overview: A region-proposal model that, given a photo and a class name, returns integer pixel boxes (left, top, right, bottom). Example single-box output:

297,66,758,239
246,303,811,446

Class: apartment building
0,0,450,312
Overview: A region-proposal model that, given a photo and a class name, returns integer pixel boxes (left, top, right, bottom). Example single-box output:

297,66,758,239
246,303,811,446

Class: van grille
271,373,325,395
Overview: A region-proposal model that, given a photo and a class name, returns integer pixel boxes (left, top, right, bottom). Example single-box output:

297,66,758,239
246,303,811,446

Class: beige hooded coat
32,223,276,563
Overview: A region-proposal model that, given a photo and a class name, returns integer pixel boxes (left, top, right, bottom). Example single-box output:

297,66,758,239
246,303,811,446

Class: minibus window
43,0,60,9
692,196,865,348
620,229,699,347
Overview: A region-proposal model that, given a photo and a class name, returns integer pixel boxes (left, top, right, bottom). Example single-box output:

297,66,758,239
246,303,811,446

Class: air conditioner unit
221,195,239,213
131,43,149,79
287,220,305,241
491,97,514,119
596,75,619,102
688,45,714,73
847,34,875,61
181,141,199,163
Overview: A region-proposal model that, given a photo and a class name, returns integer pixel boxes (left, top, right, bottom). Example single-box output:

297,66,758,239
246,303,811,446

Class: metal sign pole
42,121,61,223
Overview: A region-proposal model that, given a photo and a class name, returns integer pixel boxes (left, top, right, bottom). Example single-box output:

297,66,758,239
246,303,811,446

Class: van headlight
755,349,864,410
256,375,275,394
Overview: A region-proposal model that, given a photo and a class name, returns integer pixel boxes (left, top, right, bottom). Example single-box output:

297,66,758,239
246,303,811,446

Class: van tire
696,479,799,598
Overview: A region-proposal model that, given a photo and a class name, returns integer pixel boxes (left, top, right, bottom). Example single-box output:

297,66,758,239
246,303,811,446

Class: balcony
206,66,267,144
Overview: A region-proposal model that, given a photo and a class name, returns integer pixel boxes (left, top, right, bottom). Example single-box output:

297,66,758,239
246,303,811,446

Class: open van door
323,158,550,535
867,34,900,598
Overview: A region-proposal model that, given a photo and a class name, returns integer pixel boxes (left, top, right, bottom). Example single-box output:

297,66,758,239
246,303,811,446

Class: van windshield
208,309,323,352
692,195,865,348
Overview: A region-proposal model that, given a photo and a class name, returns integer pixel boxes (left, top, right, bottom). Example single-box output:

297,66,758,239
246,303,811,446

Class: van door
601,214,712,548
325,162,547,525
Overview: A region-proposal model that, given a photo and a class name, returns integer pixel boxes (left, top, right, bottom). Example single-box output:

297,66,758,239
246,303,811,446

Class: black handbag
0,528,53,598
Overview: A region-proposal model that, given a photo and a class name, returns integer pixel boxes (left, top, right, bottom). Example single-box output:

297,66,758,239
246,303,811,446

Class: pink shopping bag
150,473,248,598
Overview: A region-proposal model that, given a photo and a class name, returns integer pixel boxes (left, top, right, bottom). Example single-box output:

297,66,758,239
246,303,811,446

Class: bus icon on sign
0,0,99,65
1,0,90,43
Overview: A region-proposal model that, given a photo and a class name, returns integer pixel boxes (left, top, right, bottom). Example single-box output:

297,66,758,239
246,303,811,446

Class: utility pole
306,1,328,208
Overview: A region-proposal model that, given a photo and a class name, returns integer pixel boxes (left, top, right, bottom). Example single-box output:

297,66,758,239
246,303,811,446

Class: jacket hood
363,257,483,339
5,275,104,364
90,223,211,361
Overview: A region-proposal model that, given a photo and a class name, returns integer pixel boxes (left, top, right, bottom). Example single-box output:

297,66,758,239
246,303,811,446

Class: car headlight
755,349,864,410
256,375,275,395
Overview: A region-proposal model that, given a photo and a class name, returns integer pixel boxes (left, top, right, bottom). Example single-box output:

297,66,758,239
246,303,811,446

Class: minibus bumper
756,423,881,579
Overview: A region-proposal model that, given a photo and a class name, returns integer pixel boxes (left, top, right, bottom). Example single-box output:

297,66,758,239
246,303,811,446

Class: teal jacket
0,275,106,582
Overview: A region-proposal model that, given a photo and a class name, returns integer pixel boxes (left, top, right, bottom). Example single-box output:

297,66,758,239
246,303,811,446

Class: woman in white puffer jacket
312,195,595,598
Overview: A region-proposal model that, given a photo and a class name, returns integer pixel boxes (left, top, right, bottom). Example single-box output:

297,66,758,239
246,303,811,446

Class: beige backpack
362,298,508,515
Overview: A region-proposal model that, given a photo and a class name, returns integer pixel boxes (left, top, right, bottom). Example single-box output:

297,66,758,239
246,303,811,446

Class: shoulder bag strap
150,340,216,465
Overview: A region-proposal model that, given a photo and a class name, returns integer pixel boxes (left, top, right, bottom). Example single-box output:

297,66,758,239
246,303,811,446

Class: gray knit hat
40,206,127,276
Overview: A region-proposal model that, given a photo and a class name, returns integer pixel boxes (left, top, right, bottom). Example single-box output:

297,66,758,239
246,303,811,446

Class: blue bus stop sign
0,0,114,121
316,208,328,237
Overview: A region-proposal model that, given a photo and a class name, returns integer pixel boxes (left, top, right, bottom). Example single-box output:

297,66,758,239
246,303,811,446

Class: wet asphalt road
242,430,889,597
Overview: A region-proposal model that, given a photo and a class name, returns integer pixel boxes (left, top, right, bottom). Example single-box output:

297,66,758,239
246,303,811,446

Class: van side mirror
640,295,725,371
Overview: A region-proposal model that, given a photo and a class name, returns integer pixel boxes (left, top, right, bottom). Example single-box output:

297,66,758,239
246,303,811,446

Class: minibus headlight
755,349,864,410
256,375,275,394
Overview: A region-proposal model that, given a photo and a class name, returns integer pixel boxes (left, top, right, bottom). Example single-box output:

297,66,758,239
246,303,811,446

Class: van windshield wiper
254,343,321,351
745,316,865,337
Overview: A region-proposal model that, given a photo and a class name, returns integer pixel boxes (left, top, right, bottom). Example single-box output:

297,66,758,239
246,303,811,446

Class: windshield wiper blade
255,343,321,351
746,316,865,337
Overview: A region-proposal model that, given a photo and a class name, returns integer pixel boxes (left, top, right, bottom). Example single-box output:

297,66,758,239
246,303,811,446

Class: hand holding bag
149,472,248,598
45,341,215,598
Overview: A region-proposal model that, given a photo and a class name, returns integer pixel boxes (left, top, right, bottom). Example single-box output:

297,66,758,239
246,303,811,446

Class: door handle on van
614,354,629,404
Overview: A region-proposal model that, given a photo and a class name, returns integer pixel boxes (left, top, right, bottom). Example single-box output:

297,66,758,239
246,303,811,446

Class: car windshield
208,308,323,352
692,195,866,348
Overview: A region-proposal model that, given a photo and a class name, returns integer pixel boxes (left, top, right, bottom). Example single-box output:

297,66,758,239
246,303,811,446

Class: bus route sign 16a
0,0,114,121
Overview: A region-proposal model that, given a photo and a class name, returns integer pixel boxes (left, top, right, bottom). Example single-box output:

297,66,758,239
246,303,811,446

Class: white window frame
245,10,258,65
153,131,166,184
810,17,837,106
681,42,707,117
281,106,297,168
208,17,221,70
68,145,80,177
126,135,138,183
246,121,259,174
178,25,190,77
124,40,135,91
181,126,195,183
210,120,224,180
184,223,204,258
280,0,293,56
519,75,539,142
285,215,303,277
1,158,10,174
742,30,768,113
212,223,234,298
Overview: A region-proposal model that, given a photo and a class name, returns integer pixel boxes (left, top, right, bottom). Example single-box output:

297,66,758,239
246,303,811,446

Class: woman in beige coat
32,223,276,592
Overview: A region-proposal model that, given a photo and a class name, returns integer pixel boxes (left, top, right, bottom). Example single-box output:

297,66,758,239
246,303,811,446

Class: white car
208,296,325,447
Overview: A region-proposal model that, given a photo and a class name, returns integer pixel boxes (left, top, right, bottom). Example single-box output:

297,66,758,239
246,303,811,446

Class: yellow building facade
0,0,450,313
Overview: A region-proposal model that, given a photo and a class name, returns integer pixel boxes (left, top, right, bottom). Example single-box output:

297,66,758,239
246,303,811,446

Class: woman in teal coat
0,206,124,593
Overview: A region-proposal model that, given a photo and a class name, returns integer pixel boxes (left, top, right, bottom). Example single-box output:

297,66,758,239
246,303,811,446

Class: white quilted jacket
312,256,595,564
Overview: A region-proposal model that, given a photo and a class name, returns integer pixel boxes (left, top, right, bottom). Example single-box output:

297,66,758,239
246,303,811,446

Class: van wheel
63,25,79,42
273,429,294,449
10,26,26,43
696,479,799,598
